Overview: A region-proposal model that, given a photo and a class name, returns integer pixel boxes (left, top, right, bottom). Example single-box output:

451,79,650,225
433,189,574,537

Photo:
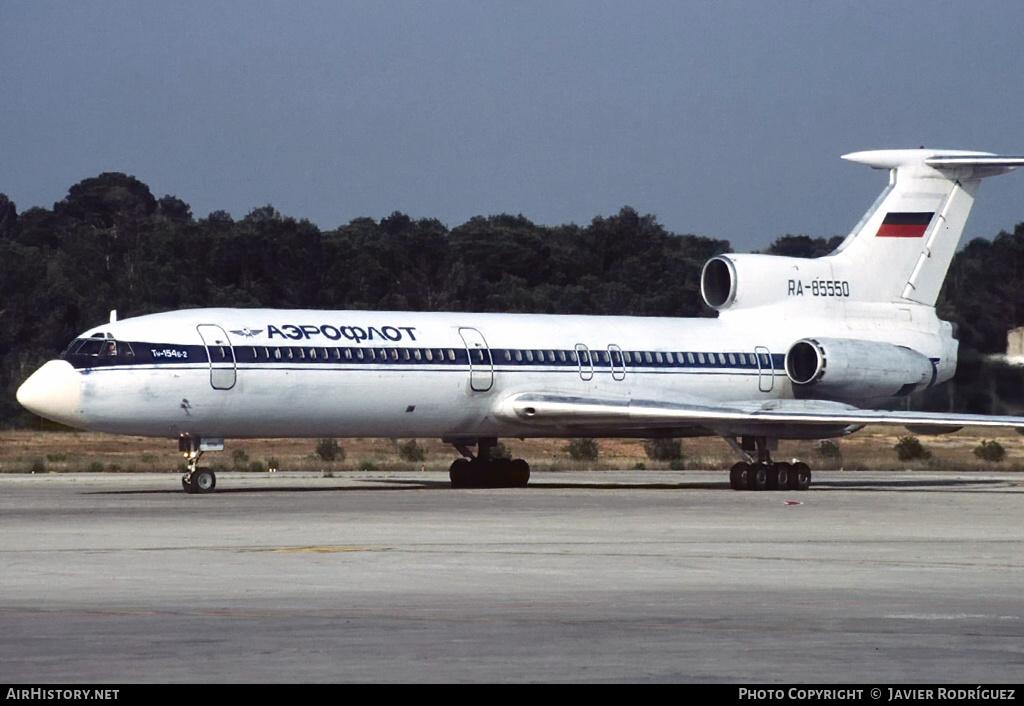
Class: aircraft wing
496,392,1024,438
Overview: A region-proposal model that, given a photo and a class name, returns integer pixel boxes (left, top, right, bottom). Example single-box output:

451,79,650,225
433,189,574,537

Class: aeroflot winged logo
876,212,934,237
229,328,263,339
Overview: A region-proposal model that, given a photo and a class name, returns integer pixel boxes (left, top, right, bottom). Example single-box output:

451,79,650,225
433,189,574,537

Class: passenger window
687,353,695,364
697,353,705,364
718,353,726,365
414,349,422,361
447,349,456,361
644,352,652,364
504,350,511,362
655,352,663,364
526,350,534,362
515,350,523,362
728,353,735,365
402,349,410,361
558,350,566,363
425,349,433,362
356,349,364,360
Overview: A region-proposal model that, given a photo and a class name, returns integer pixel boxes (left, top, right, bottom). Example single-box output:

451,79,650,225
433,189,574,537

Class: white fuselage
38,303,954,440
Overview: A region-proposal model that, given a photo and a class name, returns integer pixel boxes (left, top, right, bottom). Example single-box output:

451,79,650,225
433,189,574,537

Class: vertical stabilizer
830,149,1024,306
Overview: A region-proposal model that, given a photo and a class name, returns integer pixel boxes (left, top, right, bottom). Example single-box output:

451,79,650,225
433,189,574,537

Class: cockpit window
61,336,134,368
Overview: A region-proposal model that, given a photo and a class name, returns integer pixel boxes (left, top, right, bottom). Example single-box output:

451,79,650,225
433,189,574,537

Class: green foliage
643,438,682,461
231,448,249,469
814,440,842,459
397,440,426,462
315,438,344,462
973,440,1006,463
763,234,844,258
566,438,599,461
894,436,931,462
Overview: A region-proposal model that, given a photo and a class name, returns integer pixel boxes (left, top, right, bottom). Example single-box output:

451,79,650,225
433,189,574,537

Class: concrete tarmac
0,469,1022,683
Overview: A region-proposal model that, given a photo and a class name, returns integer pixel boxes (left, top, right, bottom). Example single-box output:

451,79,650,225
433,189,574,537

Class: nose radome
16,360,84,426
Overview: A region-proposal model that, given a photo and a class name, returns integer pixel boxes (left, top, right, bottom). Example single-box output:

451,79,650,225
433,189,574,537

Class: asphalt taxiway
1,470,1022,683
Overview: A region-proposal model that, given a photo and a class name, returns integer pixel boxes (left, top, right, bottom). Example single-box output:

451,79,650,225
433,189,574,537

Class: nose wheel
182,466,217,494
179,435,217,494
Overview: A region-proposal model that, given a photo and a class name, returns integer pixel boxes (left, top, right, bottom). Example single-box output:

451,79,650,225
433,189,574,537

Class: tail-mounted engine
701,254,840,311
784,337,935,401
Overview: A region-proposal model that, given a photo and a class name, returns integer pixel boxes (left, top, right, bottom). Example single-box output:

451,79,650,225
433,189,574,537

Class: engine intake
784,337,935,401
700,257,737,309
700,253,838,311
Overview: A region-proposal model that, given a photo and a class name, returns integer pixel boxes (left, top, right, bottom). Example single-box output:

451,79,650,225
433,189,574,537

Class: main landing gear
728,436,811,491
179,434,216,495
447,437,531,489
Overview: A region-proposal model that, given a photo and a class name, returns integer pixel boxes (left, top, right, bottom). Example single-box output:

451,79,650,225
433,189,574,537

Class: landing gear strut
727,436,811,491
179,434,216,495
447,437,530,488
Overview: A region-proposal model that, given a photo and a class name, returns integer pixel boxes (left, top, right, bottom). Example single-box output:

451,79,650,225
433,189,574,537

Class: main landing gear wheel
791,462,811,491
448,438,530,489
729,461,811,492
728,436,812,492
449,457,531,488
729,462,750,490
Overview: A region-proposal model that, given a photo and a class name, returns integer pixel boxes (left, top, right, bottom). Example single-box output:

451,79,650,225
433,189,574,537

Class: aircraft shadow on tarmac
87,475,1014,495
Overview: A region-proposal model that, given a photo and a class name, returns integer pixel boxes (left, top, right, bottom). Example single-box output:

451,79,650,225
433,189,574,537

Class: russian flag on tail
876,212,933,237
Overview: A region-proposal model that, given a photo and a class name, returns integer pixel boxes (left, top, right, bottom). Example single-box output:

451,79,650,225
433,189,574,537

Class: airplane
15,148,1024,494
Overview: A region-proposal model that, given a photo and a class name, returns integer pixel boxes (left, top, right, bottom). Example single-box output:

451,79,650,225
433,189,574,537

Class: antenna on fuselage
109,310,117,324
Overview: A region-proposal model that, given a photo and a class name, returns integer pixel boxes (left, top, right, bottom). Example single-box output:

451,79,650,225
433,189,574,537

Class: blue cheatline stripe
62,339,785,373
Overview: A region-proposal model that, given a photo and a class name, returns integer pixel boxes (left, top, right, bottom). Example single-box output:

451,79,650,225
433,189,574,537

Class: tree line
1,172,1023,425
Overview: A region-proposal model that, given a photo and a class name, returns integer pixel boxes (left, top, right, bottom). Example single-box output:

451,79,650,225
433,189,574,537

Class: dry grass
3,426,1024,474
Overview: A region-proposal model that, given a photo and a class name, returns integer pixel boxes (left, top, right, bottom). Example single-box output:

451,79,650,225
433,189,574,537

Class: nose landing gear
179,434,217,494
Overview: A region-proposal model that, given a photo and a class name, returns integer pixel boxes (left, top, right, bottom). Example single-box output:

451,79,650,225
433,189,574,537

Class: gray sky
2,1,1023,252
